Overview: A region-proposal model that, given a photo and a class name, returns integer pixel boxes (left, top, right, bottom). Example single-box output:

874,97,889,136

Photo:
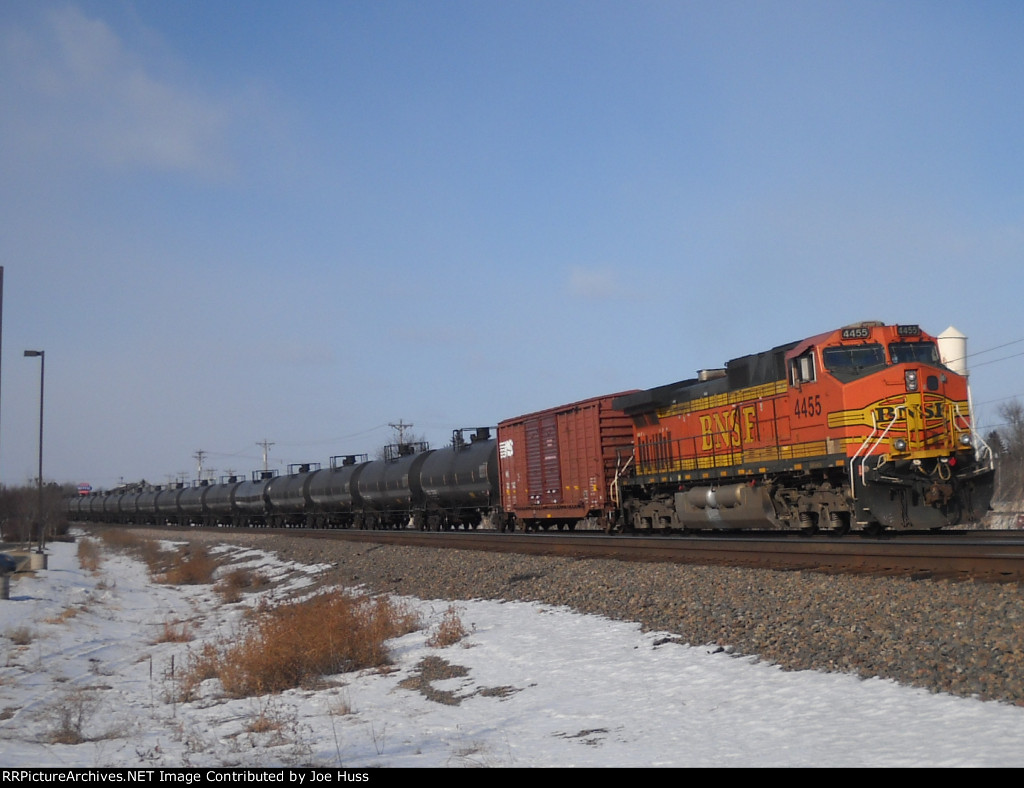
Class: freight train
70,322,996,535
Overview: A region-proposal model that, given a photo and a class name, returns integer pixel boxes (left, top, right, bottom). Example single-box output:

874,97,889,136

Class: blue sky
2,0,1023,488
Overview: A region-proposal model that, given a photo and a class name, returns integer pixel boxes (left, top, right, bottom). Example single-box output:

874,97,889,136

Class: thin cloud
2,6,237,177
568,265,621,300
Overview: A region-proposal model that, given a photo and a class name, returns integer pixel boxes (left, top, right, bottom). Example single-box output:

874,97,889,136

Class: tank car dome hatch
937,326,968,376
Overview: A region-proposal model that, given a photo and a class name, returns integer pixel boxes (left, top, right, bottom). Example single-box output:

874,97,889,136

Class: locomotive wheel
829,513,851,536
798,511,818,536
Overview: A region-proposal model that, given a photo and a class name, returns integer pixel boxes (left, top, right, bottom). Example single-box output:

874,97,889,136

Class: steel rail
283,528,1024,583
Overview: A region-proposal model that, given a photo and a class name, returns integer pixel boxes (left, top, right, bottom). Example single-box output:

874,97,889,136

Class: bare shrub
245,698,290,734
5,626,33,646
177,642,222,702
328,691,355,716
43,687,100,744
185,589,421,698
76,539,102,573
215,567,270,603
427,605,468,648
155,619,193,644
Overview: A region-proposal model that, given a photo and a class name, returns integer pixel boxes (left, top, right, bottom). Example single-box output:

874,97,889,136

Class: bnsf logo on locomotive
699,406,758,451
875,402,945,423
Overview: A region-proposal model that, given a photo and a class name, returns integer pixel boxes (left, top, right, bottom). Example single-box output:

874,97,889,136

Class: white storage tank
938,325,968,376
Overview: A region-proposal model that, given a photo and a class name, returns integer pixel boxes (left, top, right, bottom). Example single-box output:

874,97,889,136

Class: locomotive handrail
610,454,634,507
851,406,904,490
952,402,995,470
848,415,880,494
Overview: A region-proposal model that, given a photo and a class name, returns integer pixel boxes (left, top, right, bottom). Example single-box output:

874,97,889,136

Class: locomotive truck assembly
70,322,996,535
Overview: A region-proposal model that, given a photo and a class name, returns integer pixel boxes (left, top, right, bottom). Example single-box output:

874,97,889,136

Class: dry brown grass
96,529,166,575
183,589,420,698
44,606,81,625
5,626,33,646
155,544,219,585
426,604,468,648
155,618,194,643
215,567,271,603
76,539,102,573
98,529,145,551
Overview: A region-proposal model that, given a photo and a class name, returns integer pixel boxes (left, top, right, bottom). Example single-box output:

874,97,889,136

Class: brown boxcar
497,392,637,531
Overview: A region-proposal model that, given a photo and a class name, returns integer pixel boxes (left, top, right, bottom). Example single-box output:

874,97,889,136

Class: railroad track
119,524,1024,583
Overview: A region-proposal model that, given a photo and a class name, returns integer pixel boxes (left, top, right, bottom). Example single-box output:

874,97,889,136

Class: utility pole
0,266,4,482
389,420,413,445
257,439,275,473
23,349,44,552
193,449,207,480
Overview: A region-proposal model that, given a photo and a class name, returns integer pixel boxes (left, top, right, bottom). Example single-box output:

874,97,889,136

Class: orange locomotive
612,322,995,533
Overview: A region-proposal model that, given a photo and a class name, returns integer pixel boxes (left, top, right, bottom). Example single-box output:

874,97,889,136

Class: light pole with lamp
23,350,44,555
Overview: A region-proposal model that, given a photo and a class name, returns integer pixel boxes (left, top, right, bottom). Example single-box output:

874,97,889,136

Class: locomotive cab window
822,343,886,381
789,349,816,386
889,341,942,366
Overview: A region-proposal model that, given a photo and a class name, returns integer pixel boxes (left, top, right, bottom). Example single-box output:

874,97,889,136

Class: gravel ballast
130,529,1024,706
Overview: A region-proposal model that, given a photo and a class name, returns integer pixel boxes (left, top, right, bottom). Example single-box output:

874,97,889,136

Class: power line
970,349,1024,370
942,336,1024,368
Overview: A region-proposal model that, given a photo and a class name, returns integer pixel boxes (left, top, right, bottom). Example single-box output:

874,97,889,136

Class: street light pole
24,350,44,553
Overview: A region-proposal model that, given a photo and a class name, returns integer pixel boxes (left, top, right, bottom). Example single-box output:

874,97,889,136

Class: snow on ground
1,535,1023,768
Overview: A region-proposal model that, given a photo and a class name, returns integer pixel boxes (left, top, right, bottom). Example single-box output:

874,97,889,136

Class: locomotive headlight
905,370,919,392
894,438,908,452
959,434,973,448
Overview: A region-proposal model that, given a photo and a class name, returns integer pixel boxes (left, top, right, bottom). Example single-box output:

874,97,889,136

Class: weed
176,642,222,702
42,687,101,744
76,538,102,573
215,567,269,603
427,604,468,648
328,691,356,717
243,697,299,742
155,618,193,644
183,589,421,697
97,530,166,576
5,626,33,646
138,539,167,574
44,606,81,625
98,529,144,551
156,545,218,585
